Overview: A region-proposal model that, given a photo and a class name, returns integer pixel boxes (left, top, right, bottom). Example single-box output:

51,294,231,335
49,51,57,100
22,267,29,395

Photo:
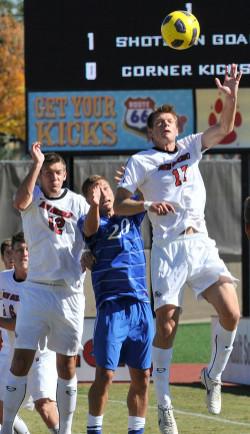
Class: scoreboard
24,0,250,152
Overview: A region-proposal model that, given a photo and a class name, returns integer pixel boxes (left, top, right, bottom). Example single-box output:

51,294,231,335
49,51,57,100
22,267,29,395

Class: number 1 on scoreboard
87,32,94,51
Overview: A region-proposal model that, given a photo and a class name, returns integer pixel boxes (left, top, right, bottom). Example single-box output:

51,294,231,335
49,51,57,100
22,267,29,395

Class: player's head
1,238,14,269
147,104,179,148
11,231,29,273
82,175,114,216
40,152,67,197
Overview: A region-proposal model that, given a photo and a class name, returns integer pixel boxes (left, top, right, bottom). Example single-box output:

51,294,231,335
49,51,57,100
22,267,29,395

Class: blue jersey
81,212,150,308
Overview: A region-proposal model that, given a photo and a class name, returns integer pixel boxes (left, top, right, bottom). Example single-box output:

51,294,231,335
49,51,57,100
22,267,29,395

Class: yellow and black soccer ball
161,10,200,50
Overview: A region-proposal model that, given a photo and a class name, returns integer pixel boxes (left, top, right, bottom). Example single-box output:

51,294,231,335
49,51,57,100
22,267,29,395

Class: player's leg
34,399,59,433
125,301,154,434
87,300,127,434
28,348,59,433
152,306,180,434
151,241,186,434
201,278,240,414
87,366,115,434
2,349,35,434
48,288,85,434
56,354,78,434
127,368,151,434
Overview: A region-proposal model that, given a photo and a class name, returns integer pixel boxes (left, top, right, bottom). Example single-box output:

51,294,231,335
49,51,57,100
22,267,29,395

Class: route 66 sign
124,97,155,137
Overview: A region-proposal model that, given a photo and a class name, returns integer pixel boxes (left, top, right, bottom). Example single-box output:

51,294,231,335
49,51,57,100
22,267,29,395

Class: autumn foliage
0,14,25,141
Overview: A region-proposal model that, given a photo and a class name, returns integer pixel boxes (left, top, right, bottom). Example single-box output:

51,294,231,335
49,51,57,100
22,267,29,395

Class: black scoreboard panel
24,0,250,91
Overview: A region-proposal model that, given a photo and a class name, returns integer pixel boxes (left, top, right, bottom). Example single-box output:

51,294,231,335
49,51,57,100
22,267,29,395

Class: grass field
19,383,250,434
18,323,250,433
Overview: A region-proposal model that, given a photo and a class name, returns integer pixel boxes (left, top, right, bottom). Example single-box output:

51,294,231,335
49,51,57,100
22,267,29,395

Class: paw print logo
208,97,242,144
177,115,187,134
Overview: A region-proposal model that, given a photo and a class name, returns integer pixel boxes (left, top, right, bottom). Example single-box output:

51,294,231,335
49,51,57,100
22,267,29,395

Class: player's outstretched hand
114,166,126,184
215,63,242,98
149,201,175,215
31,142,45,166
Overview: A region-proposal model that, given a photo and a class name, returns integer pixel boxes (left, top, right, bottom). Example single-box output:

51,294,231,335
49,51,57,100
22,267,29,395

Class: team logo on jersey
39,200,73,235
6,386,17,392
154,291,162,298
124,97,155,137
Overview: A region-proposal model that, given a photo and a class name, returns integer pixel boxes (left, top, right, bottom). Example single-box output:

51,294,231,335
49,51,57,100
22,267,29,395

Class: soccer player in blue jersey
80,175,154,434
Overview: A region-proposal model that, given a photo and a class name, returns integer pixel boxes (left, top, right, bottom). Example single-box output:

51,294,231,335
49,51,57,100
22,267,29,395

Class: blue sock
128,416,145,433
128,429,145,434
87,414,103,434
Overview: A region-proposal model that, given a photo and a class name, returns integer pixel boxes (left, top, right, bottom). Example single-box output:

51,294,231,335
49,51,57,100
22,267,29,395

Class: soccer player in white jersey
0,232,59,434
114,63,242,434
1,143,89,434
80,176,154,434
0,240,14,367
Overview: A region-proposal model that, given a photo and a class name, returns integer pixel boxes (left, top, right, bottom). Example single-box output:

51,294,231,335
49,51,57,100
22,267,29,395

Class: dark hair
81,175,109,198
147,104,178,129
11,231,26,249
1,239,11,256
42,153,66,170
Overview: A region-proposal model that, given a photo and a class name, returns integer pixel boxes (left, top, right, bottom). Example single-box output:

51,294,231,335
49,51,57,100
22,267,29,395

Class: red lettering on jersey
172,165,188,187
39,200,73,235
2,292,18,301
158,152,190,171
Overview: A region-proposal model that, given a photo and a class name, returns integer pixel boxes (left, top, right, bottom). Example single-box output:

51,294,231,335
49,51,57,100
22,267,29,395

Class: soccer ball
161,10,200,50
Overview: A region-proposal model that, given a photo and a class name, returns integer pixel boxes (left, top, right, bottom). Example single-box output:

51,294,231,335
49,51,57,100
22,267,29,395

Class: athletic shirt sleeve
118,154,148,193
182,132,203,160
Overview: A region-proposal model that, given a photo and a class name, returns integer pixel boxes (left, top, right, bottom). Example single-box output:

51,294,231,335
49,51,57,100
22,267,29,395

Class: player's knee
219,306,240,330
10,352,34,376
35,398,53,418
130,368,150,392
97,369,114,386
157,319,176,341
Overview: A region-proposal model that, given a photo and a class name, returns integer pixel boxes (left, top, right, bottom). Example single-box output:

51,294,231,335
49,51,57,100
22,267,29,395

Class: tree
0,12,25,145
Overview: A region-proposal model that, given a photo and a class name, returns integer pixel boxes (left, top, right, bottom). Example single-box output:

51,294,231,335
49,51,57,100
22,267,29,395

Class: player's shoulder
0,269,14,285
63,189,89,209
177,133,203,151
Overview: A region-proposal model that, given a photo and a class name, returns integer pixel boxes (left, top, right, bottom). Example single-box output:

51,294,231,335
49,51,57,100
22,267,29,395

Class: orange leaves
0,14,25,141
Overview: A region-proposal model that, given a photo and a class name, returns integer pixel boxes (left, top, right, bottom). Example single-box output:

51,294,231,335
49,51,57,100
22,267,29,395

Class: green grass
18,322,245,433
173,322,211,363
19,382,250,433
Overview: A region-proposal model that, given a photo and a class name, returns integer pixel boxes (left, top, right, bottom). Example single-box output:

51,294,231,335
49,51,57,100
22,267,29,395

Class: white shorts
0,344,11,398
0,347,57,405
151,233,236,311
27,348,57,402
15,281,85,355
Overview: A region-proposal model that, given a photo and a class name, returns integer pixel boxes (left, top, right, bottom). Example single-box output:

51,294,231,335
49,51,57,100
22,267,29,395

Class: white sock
87,414,103,431
13,415,30,433
1,372,27,434
128,416,145,430
57,375,77,434
152,346,173,408
208,321,237,382
48,428,59,433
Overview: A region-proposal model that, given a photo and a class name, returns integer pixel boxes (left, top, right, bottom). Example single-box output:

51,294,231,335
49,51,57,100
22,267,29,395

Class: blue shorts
94,298,154,371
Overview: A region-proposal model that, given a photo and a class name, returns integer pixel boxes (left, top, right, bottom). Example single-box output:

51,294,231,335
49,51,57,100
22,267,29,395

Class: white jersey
0,269,23,346
0,269,57,404
21,185,89,290
119,133,208,243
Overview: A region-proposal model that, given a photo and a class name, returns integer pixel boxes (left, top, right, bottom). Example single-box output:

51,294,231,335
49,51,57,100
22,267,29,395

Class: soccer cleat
158,405,178,434
200,367,222,414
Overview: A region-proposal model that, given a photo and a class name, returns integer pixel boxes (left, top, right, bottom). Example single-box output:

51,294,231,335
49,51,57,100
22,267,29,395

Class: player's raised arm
114,187,176,216
114,187,145,216
201,63,242,150
83,183,101,237
13,142,45,211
